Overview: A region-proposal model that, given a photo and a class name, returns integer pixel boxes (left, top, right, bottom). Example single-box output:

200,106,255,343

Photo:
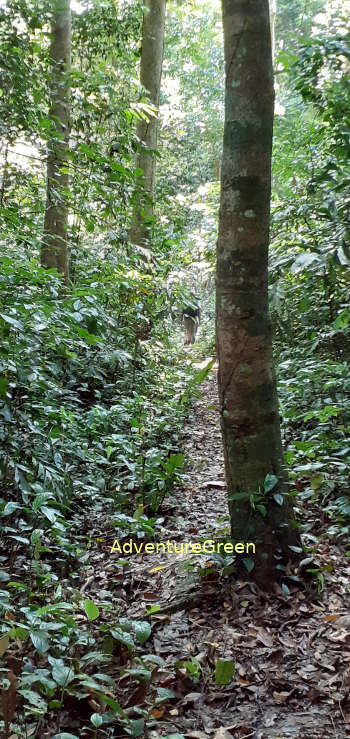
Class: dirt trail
97,370,350,738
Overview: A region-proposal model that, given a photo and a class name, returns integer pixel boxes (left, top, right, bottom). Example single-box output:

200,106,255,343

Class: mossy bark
217,0,301,588
42,0,71,283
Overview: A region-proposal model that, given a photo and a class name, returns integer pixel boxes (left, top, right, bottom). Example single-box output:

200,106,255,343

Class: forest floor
82,366,350,739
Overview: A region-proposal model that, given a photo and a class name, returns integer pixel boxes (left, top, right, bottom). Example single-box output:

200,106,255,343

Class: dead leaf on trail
125,682,148,708
0,632,9,657
263,713,278,727
142,591,158,600
327,628,350,643
331,614,350,629
256,627,274,647
181,692,202,706
273,690,292,703
213,729,232,739
107,372,350,739
202,480,226,488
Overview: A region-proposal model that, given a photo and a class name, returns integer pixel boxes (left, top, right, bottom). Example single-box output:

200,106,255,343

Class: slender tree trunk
216,0,300,589
0,141,9,209
42,0,71,283
130,0,166,246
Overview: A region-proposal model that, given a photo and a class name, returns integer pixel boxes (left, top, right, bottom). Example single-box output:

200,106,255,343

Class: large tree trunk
216,0,300,589
130,0,166,246
42,0,71,283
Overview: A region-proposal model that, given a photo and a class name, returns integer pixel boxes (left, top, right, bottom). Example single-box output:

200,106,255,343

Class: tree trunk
216,0,301,589
42,0,71,283
0,141,9,209
130,0,166,246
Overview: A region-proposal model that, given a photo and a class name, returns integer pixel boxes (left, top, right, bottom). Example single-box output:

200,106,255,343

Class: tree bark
130,0,166,246
216,0,300,588
42,0,71,283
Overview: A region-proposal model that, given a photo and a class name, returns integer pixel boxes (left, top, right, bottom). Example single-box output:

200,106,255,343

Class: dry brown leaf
273,690,291,703
142,591,158,600
256,627,274,647
332,614,350,629
213,729,232,739
202,480,226,488
0,632,10,658
1,669,17,739
152,707,165,719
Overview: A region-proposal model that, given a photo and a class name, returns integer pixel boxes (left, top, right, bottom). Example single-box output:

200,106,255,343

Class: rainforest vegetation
0,0,349,736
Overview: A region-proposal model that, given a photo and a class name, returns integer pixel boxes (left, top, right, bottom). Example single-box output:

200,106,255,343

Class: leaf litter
79,370,349,738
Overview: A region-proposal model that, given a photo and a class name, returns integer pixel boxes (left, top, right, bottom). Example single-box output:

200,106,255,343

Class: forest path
112,365,230,618
95,369,349,739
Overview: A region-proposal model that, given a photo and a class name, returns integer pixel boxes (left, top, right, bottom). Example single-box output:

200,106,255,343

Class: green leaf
165,453,184,474
30,630,49,654
91,713,103,728
145,604,161,615
2,404,12,421
215,658,235,685
41,506,58,523
18,689,47,712
310,473,324,490
0,313,23,329
273,493,284,505
93,673,116,686
133,620,151,644
333,309,349,330
257,504,267,517
83,599,100,621
109,627,134,649
242,557,255,573
155,687,176,704
128,718,145,737
193,359,215,385
264,474,278,493
0,376,8,396
2,502,21,515
75,326,102,344
49,658,75,687
95,691,126,717
228,492,250,501
36,602,73,616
